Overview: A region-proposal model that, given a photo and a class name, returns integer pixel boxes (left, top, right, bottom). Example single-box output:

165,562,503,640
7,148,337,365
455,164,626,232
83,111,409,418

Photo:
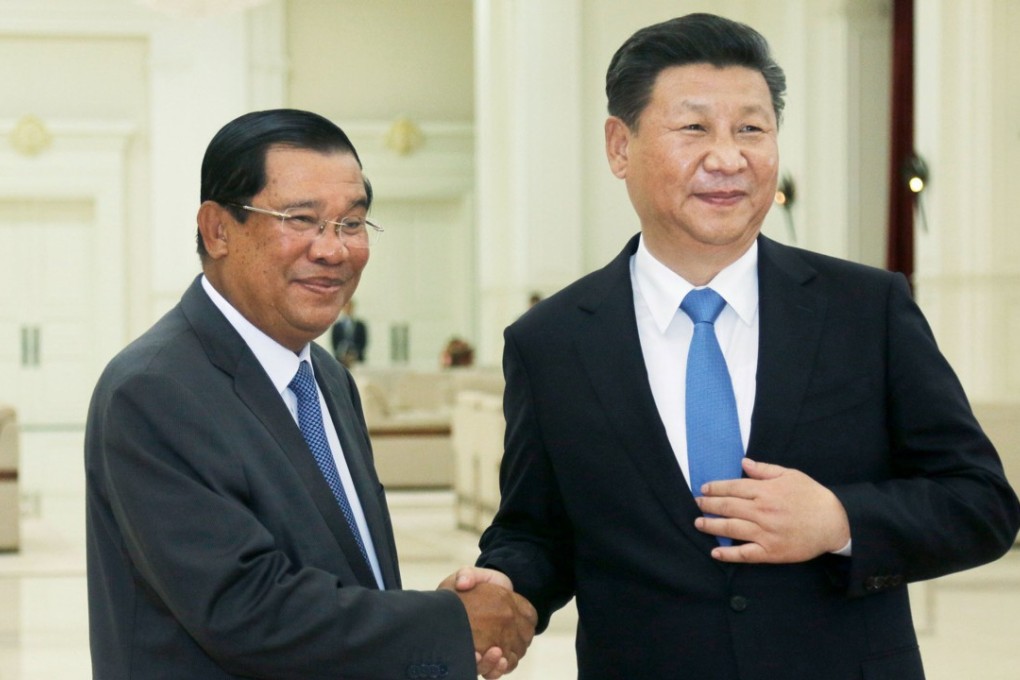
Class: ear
197,201,230,259
604,116,632,179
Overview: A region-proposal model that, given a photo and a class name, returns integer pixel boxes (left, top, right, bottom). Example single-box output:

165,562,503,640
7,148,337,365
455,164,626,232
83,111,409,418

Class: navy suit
478,234,1019,679
332,316,368,363
86,277,476,679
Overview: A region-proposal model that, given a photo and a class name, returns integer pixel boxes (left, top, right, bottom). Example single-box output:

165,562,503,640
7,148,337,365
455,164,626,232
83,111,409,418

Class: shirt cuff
831,538,852,556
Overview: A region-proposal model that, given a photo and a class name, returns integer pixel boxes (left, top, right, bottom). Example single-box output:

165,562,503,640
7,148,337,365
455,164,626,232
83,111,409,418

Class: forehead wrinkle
674,100,771,118
273,194,369,215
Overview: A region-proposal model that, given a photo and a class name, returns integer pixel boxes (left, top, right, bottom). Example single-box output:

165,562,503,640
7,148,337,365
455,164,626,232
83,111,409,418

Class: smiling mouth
294,277,345,293
696,191,746,205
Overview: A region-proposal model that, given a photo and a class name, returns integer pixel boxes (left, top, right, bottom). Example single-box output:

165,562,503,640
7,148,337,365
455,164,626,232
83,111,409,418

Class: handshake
437,567,538,679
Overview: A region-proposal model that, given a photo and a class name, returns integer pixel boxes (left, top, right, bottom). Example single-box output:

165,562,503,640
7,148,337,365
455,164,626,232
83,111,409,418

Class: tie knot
289,361,317,402
681,287,726,325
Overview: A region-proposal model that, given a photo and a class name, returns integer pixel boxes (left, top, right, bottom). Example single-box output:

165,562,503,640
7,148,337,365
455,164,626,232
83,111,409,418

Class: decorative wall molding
0,117,136,393
135,0,271,19
0,118,135,154
0,3,156,36
342,120,474,199
384,117,426,157
8,116,52,157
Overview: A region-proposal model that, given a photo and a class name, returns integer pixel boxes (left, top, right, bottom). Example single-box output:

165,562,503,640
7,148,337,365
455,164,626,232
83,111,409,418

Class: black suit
478,234,1019,679
332,315,368,363
86,276,475,679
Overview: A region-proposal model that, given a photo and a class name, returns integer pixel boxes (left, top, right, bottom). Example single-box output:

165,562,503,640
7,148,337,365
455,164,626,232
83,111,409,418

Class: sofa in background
352,367,504,492
452,390,505,532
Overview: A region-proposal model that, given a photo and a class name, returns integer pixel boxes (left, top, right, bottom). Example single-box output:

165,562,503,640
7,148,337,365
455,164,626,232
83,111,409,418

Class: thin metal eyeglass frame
228,203,383,247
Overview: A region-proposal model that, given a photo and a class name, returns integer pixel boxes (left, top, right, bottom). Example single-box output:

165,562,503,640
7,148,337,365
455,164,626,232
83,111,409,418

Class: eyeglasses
229,204,383,248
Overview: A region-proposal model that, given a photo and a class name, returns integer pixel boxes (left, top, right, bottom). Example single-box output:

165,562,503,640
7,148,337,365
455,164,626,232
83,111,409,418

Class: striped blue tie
289,361,370,564
681,288,744,546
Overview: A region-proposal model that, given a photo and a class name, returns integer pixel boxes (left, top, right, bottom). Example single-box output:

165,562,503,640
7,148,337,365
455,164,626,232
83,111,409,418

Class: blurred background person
331,299,368,367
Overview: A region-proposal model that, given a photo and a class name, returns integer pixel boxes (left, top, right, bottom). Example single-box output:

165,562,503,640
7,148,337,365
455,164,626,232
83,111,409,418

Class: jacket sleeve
476,327,577,632
831,273,1020,597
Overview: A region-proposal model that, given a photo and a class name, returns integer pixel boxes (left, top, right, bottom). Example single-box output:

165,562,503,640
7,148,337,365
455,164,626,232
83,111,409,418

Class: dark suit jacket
86,277,475,679
478,234,1020,680
332,316,368,362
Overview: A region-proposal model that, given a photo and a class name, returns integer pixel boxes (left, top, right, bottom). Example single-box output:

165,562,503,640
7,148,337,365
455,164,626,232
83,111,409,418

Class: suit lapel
748,237,827,459
235,359,380,589
573,236,721,555
180,278,379,588
315,353,401,590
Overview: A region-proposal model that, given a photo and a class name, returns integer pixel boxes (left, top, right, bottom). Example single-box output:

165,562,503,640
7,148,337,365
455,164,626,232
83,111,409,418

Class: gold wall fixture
384,117,425,156
10,115,52,157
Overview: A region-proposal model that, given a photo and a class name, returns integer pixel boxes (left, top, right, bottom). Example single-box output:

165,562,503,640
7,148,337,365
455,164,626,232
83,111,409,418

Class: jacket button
729,595,748,612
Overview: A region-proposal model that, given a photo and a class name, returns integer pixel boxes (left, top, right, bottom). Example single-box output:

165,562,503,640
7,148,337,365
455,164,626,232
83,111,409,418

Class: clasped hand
437,568,537,679
694,458,851,563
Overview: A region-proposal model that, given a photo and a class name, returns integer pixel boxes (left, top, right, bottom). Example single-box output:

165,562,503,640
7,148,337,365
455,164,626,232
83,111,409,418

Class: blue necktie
289,361,370,565
681,288,744,546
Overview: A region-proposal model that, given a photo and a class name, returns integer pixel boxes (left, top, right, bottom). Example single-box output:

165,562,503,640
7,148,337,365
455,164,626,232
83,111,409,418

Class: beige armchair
349,366,506,499
452,391,505,532
355,370,456,489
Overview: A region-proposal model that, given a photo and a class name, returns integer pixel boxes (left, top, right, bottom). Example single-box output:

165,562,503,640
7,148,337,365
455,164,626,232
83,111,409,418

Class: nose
308,228,351,264
703,134,748,174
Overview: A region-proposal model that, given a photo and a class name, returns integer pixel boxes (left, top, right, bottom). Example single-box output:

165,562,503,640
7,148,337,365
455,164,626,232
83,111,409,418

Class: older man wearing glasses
85,109,535,680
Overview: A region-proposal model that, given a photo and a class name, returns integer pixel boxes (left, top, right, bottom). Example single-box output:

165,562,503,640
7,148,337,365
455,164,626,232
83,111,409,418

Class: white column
473,0,585,365
148,1,286,318
914,0,1020,401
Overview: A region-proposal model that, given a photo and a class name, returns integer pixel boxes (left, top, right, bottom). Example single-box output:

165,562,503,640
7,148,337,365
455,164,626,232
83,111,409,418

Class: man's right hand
456,583,537,676
438,568,537,677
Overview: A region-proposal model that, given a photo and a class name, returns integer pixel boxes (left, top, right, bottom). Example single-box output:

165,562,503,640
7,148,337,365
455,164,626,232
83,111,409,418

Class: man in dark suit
453,14,1020,679
331,299,368,366
85,109,535,679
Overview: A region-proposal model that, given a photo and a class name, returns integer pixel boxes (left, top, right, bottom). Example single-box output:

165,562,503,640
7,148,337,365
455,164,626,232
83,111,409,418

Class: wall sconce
10,114,52,157
902,151,929,232
384,117,425,156
774,172,797,242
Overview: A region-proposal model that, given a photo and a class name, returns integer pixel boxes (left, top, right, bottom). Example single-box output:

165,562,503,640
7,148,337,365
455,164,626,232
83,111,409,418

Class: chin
690,230,753,248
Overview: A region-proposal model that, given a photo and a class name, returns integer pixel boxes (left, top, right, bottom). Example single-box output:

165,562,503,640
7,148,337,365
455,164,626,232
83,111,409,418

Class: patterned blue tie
289,360,370,564
681,288,744,546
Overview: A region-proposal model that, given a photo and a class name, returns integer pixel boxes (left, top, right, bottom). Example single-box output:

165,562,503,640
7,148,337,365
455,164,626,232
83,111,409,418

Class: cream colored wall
287,0,475,367
0,0,289,424
0,30,151,333
0,9,151,423
1,0,1016,422
287,0,473,121
0,36,148,120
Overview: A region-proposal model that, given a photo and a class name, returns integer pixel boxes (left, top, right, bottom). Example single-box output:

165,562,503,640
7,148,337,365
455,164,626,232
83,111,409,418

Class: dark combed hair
196,108,372,257
606,13,787,130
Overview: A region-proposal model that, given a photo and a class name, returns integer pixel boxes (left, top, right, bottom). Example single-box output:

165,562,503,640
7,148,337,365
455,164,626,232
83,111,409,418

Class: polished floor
2,430,1019,679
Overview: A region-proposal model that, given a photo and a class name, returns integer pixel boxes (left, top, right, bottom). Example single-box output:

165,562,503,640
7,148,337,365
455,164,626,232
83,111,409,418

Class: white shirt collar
634,235,759,333
200,275,311,394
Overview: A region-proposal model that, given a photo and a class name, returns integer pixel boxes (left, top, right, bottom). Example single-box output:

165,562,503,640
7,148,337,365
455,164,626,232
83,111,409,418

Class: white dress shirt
630,241,853,555
630,237,759,490
201,276,385,588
